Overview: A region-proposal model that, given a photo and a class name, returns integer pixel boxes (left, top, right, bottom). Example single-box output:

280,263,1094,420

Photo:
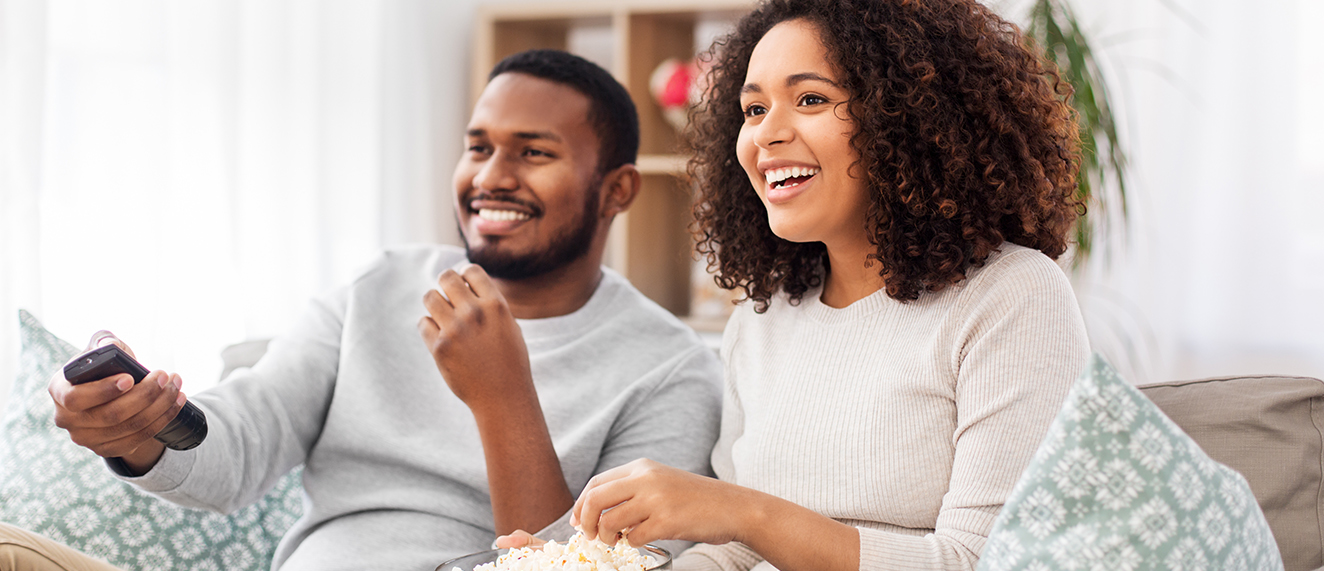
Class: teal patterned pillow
0,310,303,571
978,355,1284,571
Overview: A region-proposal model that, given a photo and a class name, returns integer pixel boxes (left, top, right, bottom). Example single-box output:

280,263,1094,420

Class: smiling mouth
476,208,531,222
467,194,539,224
765,166,820,190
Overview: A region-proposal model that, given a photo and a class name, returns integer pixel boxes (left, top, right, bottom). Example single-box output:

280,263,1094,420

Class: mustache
466,193,542,216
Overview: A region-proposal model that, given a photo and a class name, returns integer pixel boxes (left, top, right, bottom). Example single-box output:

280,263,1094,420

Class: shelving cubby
473,0,753,328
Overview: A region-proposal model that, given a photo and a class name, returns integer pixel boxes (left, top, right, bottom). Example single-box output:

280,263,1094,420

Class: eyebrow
741,72,841,95
465,128,563,143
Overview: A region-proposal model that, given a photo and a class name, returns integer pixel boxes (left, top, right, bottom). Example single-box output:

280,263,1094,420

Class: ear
597,164,642,220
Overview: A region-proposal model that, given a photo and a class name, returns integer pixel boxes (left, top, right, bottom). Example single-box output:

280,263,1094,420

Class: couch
1137,375,1324,570
3,309,1321,570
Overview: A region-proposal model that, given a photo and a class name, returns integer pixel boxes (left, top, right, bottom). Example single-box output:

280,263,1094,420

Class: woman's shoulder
962,243,1073,296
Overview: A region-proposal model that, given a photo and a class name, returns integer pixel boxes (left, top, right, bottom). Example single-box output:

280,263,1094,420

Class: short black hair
489,49,639,174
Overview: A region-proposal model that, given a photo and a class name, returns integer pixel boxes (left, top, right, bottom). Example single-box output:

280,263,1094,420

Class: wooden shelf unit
472,0,752,324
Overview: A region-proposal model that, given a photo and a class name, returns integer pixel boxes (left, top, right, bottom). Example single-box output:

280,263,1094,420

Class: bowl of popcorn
436,532,671,571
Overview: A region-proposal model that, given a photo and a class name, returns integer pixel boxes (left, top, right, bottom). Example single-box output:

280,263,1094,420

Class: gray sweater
117,245,723,571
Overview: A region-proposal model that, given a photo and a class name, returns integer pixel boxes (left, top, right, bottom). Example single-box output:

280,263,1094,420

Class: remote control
64,344,208,451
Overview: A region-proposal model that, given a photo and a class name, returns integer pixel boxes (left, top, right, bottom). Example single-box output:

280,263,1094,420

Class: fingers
494,530,545,550
572,463,651,542
437,267,480,308
419,264,508,346
456,263,498,299
49,371,134,413
595,500,652,547
54,370,185,457
83,389,186,458
85,330,135,358
576,480,643,544
422,288,455,322
570,464,632,527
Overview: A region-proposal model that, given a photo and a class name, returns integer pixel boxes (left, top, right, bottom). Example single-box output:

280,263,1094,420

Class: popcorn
459,532,657,571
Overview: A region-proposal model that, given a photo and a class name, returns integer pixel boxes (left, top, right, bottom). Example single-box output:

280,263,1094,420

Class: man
12,50,722,570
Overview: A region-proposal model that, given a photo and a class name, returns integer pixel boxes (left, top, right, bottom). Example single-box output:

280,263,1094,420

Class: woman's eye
743,104,766,118
468,144,489,154
800,94,828,106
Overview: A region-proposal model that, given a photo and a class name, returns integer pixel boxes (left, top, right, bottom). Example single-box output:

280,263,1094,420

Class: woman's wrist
730,486,776,546
733,490,860,571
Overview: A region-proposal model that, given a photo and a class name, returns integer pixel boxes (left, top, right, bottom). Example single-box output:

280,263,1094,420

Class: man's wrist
116,440,167,476
467,381,540,423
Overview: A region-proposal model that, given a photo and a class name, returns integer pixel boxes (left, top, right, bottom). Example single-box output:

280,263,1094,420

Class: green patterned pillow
977,355,1284,571
0,310,303,571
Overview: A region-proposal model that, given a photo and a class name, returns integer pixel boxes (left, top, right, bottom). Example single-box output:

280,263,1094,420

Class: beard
462,183,601,280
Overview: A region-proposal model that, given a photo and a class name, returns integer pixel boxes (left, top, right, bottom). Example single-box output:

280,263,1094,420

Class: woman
511,0,1090,569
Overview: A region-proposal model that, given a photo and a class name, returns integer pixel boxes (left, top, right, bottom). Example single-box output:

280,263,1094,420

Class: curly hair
689,0,1082,311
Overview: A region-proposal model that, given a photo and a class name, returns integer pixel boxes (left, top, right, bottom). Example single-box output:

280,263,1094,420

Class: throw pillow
977,354,1285,571
0,310,303,571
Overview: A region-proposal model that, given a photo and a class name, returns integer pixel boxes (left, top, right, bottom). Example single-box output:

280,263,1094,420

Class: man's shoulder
348,244,466,286
379,244,467,272
597,269,697,336
568,269,716,361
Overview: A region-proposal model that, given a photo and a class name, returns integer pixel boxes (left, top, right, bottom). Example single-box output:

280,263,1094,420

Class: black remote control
64,344,208,451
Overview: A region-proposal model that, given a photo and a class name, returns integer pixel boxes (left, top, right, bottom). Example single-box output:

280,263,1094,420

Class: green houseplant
1024,0,1129,266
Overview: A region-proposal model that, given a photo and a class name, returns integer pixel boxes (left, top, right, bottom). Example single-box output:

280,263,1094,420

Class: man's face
453,72,604,280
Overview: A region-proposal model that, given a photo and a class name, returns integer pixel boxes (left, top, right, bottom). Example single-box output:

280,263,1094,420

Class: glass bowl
435,544,671,571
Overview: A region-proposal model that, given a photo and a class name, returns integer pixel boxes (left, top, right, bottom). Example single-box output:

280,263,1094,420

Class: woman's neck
820,239,886,308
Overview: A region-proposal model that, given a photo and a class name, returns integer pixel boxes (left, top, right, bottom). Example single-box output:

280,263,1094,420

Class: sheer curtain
5,0,1322,414
997,0,1324,383
1,0,466,410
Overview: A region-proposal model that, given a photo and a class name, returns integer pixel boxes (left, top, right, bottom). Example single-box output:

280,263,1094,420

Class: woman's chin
766,219,818,244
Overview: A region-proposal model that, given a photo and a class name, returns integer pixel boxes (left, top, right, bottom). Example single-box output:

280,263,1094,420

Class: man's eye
743,104,766,118
468,145,490,154
524,148,552,158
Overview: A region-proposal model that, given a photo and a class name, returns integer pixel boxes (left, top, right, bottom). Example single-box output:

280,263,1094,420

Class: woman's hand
572,459,861,571
570,459,754,548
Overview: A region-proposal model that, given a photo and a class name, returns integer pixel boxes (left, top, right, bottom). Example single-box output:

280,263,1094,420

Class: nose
751,106,794,149
472,152,518,193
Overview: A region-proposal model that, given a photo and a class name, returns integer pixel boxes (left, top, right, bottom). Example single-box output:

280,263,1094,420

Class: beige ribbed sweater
675,244,1091,571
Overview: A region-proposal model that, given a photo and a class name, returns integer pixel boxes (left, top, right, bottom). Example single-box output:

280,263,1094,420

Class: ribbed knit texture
676,244,1090,571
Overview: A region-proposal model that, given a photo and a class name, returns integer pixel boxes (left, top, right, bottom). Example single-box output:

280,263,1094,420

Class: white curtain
996,0,1324,383
1,0,467,410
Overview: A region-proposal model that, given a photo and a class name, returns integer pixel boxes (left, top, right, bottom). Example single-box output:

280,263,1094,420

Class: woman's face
736,19,870,249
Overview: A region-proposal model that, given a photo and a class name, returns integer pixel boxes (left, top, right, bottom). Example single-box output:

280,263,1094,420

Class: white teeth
764,166,820,186
477,208,531,222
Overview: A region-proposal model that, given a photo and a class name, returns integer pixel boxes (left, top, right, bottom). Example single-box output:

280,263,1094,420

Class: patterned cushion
977,355,1285,571
0,310,303,571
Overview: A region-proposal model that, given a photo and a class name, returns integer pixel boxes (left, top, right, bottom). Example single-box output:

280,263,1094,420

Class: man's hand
48,332,180,475
418,263,574,535
418,264,535,414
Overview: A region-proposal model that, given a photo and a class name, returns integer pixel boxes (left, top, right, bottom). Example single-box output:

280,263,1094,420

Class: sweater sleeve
538,343,724,555
593,344,723,477
666,310,768,571
856,250,1090,570
112,286,347,513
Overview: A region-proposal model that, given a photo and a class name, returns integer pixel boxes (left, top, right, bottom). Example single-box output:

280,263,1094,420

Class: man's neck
491,254,604,320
